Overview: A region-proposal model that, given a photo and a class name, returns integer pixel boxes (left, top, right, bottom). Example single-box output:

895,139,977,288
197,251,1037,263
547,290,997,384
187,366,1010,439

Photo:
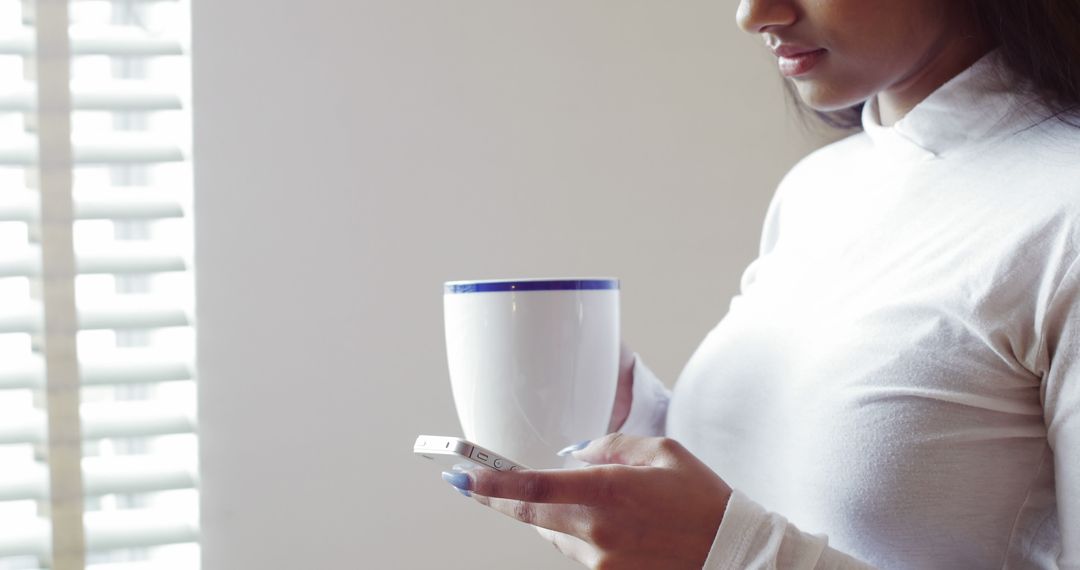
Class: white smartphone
414,434,531,472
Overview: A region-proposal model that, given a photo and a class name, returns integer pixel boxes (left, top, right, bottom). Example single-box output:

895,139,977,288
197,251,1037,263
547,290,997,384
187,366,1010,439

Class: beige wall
192,1,828,568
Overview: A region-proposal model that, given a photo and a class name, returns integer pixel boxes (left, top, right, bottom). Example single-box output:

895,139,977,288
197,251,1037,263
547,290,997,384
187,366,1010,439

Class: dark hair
792,0,1080,130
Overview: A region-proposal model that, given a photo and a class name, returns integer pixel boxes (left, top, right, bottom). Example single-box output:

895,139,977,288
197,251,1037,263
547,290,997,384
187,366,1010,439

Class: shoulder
753,131,875,253
771,130,873,203
1012,115,1080,168
778,132,872,187
786,130,868,177
984,115,1080,208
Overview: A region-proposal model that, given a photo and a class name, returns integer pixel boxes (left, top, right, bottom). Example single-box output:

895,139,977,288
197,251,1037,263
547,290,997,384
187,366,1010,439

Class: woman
441,0,1080,567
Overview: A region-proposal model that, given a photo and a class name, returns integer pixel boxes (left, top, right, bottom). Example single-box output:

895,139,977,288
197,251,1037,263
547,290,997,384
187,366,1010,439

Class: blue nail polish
441,471,472,493
556,439,591,456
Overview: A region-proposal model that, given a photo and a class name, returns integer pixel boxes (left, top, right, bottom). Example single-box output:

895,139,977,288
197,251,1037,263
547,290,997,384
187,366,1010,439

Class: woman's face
736,0,982,112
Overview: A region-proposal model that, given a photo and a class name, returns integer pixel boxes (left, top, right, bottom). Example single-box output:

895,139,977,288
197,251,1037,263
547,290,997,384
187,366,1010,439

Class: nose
736,0,798,34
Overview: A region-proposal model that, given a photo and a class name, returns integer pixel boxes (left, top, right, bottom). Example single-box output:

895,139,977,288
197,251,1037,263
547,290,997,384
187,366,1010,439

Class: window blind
0,0,198,569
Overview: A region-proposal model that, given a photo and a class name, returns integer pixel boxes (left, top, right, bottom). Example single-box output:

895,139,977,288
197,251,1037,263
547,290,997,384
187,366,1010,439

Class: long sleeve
703,491,874,570
617,354,671,437
1037,253,1080,569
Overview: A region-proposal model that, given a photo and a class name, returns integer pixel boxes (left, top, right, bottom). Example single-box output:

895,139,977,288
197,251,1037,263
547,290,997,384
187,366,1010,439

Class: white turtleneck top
621,51,1080,569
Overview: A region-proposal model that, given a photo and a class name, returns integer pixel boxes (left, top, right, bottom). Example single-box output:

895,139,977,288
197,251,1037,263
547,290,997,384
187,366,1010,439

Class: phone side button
493,458,504,469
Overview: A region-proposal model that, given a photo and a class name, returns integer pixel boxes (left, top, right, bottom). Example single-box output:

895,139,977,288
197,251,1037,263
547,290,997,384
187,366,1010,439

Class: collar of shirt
861,49,1035,160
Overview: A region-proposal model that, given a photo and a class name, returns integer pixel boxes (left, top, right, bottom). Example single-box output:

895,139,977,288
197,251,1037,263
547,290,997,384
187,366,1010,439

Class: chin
791,79,870,114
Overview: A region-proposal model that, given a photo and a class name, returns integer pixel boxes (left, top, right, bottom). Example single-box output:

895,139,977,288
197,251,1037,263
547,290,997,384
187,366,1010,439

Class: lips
770,44,827,78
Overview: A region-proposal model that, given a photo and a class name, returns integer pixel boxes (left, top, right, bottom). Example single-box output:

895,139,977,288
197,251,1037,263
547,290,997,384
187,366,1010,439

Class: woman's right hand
607,342,635,433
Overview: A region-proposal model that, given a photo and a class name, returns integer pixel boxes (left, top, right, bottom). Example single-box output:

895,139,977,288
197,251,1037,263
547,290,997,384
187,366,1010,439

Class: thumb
563,433,679,467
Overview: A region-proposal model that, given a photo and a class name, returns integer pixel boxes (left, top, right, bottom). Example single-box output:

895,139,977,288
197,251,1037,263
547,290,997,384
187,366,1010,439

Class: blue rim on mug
444,277,619,294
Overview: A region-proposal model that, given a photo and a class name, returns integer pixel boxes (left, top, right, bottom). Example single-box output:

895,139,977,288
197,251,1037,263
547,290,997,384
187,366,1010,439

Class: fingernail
556,439,591,456
452,463,477,473
441,471,473,494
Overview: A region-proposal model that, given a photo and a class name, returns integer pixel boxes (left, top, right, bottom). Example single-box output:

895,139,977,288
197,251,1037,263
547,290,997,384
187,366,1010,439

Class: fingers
535,525,600,568
609,348,637,433
469,466,620,505
473,494,589,537
618,343,635,375
573,433,684,468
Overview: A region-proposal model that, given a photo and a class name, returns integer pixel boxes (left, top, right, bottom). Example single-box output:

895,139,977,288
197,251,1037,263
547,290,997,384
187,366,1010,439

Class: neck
878,31,994,126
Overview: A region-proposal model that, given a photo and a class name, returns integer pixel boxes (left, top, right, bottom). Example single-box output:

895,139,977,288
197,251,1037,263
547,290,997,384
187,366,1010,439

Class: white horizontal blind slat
83,564,191,570
0,136,184,165
0,81,182,111
0,512,197,559
0,402,196,445
21,563,195,570
0,353,193,390
0,458,196,501
0,26,183,56
70,0,181,3
0,520,47,558
83,457,197,496
0,245,186,277
79,249,186,275
89,510,199,553
0,300,190,333
71,191,184,219
0,190,184,222
81,402,197,439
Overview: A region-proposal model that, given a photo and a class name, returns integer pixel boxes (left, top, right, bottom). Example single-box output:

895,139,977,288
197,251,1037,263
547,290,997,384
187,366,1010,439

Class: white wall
192,1,827,568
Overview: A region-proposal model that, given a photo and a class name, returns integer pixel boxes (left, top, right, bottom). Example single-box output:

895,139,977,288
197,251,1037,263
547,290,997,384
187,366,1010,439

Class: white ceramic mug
444,278,620,469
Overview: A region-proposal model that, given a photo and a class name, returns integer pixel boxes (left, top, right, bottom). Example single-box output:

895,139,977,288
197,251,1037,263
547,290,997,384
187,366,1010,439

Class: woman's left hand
443,433,732,569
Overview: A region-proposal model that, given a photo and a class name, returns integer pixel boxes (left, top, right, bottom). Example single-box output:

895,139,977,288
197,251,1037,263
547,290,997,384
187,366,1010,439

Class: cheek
793,1,943,110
